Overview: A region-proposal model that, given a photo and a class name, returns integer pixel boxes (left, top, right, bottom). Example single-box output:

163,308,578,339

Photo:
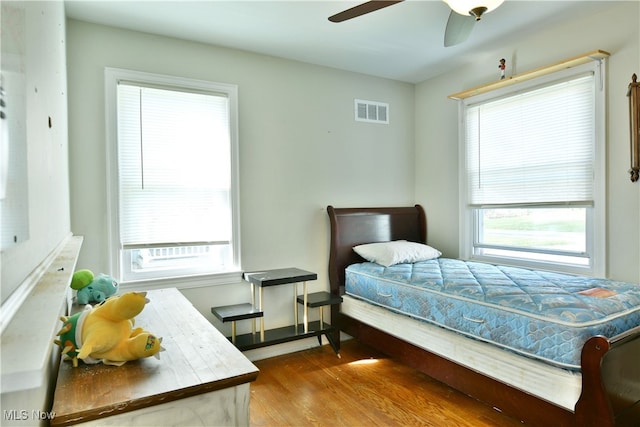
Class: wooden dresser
50,287,259,426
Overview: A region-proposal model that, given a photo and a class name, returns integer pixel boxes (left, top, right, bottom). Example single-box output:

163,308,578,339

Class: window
105,69,240,283
459,61,605,275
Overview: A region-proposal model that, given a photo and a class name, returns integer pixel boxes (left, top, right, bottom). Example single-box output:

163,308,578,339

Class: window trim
458,60,606,276
104,68,241,286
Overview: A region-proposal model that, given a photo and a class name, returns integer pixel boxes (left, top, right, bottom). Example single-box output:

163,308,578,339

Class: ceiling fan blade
329,0,404,23
443,10,476,47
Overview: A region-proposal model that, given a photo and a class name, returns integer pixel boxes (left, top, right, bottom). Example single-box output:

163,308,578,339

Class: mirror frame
628,73,639,182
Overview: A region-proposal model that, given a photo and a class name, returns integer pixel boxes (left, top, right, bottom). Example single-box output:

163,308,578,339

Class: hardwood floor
250,339,523,427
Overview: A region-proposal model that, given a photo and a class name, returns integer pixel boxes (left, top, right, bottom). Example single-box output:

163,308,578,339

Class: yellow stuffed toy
54,292,163,367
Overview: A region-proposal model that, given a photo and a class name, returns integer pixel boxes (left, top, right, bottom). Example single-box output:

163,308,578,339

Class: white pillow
353,240,442,267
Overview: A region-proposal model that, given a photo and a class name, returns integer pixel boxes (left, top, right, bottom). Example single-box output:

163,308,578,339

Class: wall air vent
354,99,389,124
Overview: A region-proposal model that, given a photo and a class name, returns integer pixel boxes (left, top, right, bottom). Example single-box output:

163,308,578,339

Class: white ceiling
64,0,612,83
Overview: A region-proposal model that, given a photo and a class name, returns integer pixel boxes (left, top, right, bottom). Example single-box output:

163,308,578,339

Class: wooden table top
50,288,259,426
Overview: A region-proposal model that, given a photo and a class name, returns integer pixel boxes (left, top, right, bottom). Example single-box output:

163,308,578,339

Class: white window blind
465,73,595,207
117,83,231,248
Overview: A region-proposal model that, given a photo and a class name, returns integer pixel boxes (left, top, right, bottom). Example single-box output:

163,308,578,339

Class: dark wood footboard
327,205,640,427
575,327,640,426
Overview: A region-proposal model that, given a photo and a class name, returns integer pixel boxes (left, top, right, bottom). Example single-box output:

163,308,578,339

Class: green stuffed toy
71,269,119,305
54,291,163,367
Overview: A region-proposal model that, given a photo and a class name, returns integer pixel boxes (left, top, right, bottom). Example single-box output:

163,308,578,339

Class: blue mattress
345,258,640,369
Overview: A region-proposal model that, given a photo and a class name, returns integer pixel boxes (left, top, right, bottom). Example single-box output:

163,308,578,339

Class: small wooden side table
211,268,342,355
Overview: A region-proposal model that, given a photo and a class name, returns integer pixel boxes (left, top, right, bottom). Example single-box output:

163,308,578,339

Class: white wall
415,1,640,283
0,1,71,304
65,20,415,340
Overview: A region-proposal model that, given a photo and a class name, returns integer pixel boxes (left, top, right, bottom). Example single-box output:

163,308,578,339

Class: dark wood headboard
326,205,427,295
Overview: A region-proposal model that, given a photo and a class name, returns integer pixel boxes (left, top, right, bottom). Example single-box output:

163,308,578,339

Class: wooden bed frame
326,205,640,427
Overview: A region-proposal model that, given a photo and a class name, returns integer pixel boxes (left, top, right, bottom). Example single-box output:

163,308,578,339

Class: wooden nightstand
211,268,342,355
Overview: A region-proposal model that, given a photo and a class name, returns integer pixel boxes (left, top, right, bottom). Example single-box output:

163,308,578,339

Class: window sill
1,234,82,394
468,254,596,277
119,270,244,292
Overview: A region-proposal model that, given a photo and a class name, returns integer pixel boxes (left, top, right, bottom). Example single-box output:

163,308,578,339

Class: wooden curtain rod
448,49,610,100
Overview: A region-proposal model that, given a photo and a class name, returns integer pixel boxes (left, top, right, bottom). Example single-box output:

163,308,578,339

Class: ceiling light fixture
444,0,505,20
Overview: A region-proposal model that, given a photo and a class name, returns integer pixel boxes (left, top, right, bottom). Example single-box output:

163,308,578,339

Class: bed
326,205,640,426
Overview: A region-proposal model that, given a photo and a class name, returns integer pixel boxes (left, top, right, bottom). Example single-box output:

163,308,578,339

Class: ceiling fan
328,0,505,47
